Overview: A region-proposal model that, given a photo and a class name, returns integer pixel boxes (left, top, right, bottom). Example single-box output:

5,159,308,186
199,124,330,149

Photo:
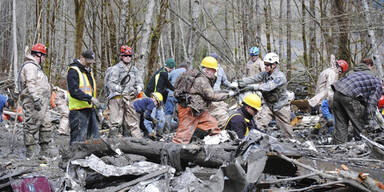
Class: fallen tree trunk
70,137,300,174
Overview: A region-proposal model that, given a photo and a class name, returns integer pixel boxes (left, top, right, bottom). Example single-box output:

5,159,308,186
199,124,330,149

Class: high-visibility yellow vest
224,113,250,137
68,66,96,110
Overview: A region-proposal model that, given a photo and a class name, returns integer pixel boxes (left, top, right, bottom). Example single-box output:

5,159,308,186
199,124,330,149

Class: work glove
91,97,103,109
242,84,259,92
291,99,311,112
237,79,247,88
228,90,237,97
229,82,239,89
136,85,142,93
34,99,42,111
152,118,158,125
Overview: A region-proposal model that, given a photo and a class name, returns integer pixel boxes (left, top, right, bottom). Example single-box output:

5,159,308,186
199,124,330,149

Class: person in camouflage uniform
104,45,144,137
172,56,236,144
18,43,52,158
238,52,294,138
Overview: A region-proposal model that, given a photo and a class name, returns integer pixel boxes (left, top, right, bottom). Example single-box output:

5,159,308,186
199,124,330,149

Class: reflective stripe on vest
224,113,250,137
154,68,166,92
68,66,97,110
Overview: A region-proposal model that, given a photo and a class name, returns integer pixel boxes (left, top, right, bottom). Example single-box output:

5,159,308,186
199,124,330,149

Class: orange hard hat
31,43,47,55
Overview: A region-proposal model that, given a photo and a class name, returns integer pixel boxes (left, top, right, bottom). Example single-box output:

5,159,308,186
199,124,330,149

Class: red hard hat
31,43,47,55
336,60,348,73
379,95,384,109
120,45,133,55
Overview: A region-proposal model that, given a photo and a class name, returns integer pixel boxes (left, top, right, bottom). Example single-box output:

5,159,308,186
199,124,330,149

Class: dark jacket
144,67,174,101
133,97,156,121
67,59,95,103
224,107,257,139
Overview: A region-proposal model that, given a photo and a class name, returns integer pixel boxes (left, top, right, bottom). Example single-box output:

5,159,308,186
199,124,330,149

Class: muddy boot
26,145,37,159
39,143,52,160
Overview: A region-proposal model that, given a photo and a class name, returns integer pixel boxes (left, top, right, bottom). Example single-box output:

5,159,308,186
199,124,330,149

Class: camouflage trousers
108,96,143,138
256,105,294,138
21,96,51,146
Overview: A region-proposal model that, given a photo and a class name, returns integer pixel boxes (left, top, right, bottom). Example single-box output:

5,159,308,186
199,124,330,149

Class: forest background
0,0,383,99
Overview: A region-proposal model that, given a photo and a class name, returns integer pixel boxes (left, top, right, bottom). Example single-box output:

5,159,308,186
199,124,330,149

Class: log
69,137,300,174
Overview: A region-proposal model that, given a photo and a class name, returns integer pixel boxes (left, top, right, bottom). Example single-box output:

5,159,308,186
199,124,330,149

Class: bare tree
12,0,17,85
136,0,155,74
361,0,383,78
74,0,86,57
308,0,316,74
264,0,272,52
286,0,291,79
334,0,350,64
146,0,169,81
301,0,308,68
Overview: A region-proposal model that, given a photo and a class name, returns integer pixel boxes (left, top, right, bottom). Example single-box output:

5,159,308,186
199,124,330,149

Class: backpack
173,69,200,103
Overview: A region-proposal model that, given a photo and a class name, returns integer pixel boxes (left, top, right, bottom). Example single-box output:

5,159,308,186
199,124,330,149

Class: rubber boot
164,115,172,134
39,143,52,161
26,145,37,159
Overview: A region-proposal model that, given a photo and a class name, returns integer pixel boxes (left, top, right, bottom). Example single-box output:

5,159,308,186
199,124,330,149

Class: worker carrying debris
291,56,348,111
224,94,261,139
67,50,101,145
238,52,294,138
172,56,237,144
17,43,52,159
104,45,144,137
331,58,382,144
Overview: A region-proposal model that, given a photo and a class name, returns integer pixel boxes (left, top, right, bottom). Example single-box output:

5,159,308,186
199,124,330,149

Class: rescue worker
104,45,144,137
18,43,52,158
331,58,382,144
224,94,261,139
144,58,175,101
0,94,13,122
238,52,294,138
67,50,101,145
172,56,237,144
138,92,165,138
51,86,69,135
164,63,188,131
209,53,237,91
291,57,348,111
245,46,265,77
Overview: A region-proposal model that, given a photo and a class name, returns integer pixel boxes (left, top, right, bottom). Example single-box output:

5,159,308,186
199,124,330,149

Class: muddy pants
108,96,143,138
332,91,365,144
172,104,221,144
257,105,294,138
21,96,51,147
69,108,99,145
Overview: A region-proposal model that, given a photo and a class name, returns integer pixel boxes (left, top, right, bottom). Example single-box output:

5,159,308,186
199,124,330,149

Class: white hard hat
263,52,279,64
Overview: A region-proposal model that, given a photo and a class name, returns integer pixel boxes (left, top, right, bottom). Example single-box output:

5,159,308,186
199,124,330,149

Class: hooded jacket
67,59,95,103
18,53,51,103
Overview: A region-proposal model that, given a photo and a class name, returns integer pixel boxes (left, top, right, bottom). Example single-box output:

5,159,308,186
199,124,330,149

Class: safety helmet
243,94,261,111
263,52,279,64
249,47,259,56
379,95,384,109
201,56,218,70
121,45,133,56
336,60,348,73
31,43,47,55
152,92,163,104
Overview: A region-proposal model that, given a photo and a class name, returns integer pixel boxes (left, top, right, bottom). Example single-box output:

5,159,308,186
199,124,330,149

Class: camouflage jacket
185,70,229,114
242,67,288,111
18,53,51,103
104,61,143,100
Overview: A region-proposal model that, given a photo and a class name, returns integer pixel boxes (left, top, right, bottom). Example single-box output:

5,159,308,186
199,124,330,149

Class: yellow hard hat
152,92,163,103
201,56,218,70
243,94,261,111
